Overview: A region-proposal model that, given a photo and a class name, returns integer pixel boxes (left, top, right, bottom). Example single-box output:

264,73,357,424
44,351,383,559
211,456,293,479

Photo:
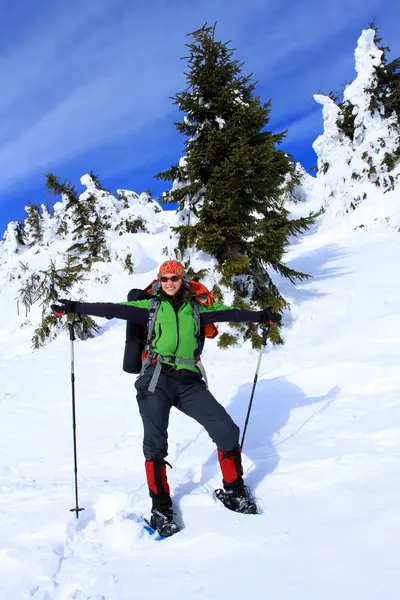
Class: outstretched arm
199,303,280,325
51,299,150,326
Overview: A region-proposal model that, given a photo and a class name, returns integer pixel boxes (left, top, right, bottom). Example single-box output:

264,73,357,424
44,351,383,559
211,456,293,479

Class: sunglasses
160,275,181,282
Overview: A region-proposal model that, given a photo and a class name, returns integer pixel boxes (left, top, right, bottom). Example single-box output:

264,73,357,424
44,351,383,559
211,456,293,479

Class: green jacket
74,296,264,373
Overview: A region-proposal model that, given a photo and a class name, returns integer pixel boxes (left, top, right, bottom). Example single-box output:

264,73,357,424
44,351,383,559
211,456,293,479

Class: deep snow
1,208,400,599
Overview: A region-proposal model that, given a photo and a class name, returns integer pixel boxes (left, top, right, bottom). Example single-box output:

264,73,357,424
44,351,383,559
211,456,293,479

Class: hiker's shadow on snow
228,378,339,490
173,378,339,504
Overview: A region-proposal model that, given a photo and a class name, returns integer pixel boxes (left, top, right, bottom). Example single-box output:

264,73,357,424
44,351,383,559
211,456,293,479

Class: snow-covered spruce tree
88,169,108,191
313,27,400,226
155,24,315,346
24,202,43,247
366,26,400,169
114,190,161,245
334,24,400,151
114,191,147,234
18,258,100,349
0,221,26,261
46,173,112,269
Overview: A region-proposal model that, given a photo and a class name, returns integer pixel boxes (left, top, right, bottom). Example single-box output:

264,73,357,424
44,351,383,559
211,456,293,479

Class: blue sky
0,0,399,234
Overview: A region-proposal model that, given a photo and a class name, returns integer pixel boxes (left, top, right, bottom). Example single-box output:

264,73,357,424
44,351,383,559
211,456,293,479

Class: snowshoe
214,485,259,514
149,508,182,538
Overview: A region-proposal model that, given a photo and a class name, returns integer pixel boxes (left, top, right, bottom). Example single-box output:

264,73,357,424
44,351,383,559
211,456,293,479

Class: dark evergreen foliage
89,170,108,191
337,98,356,140
25,202,43,247
14,222,26,248
45,173,77,212
118,191,130,209
155,24,315,344
114,216,147,235
367,24,400,125
365,26,400,166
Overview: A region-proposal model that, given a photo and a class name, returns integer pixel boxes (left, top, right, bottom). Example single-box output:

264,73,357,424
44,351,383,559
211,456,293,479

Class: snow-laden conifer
0,221,26,259
155,23,316,346
24,203,43,248
18,259,100,348
312,27,400,229
46,173,113,270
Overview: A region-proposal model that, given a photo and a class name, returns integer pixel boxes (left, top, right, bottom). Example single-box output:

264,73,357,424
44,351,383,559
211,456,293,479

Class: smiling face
159,273,183,296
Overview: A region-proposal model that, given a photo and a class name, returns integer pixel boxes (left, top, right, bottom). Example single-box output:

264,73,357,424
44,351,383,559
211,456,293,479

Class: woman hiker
51,260,281,537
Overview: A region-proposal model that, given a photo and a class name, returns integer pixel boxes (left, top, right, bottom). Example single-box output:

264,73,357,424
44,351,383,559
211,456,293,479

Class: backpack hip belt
144,354,208,393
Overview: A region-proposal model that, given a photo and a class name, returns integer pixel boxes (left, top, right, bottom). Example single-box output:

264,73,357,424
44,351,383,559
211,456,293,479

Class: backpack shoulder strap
147,296,161,343
190,298,202,346
191,298,200,320
140,296,162,374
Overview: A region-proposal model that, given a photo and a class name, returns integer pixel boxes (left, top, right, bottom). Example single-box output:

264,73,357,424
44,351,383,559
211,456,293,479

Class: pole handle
261,326,269,346
67,321,76,341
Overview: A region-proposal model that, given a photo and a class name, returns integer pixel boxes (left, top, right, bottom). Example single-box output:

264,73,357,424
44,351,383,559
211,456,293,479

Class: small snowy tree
1,221,26,257
18,258,100,349
114,189,160,235
118,190,131,209
88,170,109,191
335,27,400,183
114,215,147,235
46,173,112,269
24,202,43,247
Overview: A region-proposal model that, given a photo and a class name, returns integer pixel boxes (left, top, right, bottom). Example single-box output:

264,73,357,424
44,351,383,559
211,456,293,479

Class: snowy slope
1,201,400,599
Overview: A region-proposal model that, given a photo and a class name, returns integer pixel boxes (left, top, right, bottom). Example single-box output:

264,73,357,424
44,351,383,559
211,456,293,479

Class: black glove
51,299,77,316
260,307,282,325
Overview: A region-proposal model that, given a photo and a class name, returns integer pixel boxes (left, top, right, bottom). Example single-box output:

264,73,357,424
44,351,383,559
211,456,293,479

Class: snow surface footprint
29,492,151,600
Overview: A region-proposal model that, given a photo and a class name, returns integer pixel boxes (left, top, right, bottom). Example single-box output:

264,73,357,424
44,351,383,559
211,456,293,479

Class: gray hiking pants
135,368,240,460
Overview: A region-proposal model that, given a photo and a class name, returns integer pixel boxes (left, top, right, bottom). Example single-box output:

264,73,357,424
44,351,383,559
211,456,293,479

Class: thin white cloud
0,0,398,194
236,0,381,76
281,111,323,144
0,3,188,187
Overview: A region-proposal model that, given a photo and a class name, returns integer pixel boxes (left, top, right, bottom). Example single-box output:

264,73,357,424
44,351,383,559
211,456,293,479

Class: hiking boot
149,508,182,537
220,485,258,514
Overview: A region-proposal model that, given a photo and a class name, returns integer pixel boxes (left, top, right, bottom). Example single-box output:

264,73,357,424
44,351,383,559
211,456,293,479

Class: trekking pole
67,320,85,519
240,325,270,451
